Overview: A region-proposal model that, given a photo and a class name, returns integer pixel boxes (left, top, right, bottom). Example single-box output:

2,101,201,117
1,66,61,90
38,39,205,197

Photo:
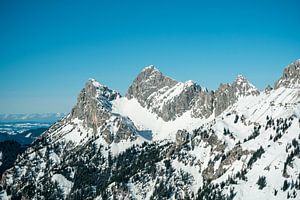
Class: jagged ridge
127,66,260,121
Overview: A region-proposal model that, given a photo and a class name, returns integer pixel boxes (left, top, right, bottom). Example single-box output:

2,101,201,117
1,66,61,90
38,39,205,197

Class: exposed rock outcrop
175,129,190,146
71,79,120,129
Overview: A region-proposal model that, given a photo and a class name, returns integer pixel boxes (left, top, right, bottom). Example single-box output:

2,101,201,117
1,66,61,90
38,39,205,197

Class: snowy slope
112,97,212,140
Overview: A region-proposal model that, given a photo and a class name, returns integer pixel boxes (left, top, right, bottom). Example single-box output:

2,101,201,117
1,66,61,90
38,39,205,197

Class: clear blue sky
1,0,299,114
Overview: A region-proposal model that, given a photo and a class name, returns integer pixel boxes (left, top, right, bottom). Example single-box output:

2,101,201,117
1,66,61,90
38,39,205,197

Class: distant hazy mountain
0,113,66,123
0,125,49,144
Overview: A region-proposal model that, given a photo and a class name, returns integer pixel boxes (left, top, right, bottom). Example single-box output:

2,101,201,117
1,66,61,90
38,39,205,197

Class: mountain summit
127,65,178,106
275,59,300,89
1,59,300,200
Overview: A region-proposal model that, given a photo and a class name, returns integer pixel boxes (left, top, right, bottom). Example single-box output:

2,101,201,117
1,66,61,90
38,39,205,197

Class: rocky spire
232,74,259,96
71,79,120,130
275,59,300,89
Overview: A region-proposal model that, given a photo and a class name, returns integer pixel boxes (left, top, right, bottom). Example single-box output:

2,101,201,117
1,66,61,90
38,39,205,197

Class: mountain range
0,113,66,123
0,59,300,200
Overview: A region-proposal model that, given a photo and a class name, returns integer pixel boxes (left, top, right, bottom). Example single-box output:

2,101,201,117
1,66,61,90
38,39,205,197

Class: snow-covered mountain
1,60,300,200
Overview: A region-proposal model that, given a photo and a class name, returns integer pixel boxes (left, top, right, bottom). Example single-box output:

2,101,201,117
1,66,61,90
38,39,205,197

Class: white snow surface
229,87,300,123
112,97,211,140
51,174,73,197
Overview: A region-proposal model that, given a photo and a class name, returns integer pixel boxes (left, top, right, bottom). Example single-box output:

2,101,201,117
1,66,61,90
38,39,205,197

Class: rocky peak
141,65,159,73
232,74,259,96
69,79,139,144
126,65,178,107
71,79,120,130
235,74,248,85
213,75,259,116
88,79,120,101
275,59,300,89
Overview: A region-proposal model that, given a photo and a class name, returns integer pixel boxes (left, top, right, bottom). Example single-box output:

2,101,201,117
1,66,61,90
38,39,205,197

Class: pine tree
282,180,290,191
257,176,267,190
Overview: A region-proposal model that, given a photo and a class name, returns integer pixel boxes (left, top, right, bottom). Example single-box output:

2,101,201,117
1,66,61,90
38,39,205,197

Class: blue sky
0,0,299,114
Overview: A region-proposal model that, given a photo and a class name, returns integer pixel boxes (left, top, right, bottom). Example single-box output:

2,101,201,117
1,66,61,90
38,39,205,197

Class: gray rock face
275,60,300,89
191,90,214,119
214,83,233,117
175,129,189,146
71,79,138,144
127,65,178,107
202,145,250,181
100,116,138,144
156,82,201,120
71,79,120,130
